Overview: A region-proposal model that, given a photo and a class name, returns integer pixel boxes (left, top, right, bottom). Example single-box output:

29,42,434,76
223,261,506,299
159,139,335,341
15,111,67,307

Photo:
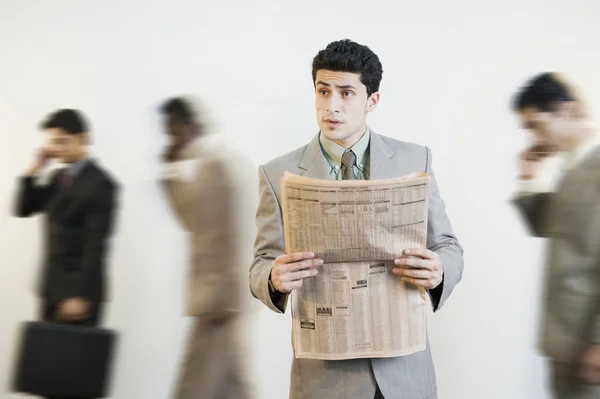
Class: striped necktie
341,150,357,180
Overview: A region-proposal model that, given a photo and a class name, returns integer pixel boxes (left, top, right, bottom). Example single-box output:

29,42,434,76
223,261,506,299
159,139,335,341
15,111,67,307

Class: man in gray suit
512,73,600,399
249,39,464,399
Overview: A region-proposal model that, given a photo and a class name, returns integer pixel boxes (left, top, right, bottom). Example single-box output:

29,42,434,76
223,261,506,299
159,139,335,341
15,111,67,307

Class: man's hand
207,311,236,327
26,147,53,175
519,143,555,180
270,252,323,293
58,297,91,322
580,345,600,384
162,143,184,163
393,248,443,289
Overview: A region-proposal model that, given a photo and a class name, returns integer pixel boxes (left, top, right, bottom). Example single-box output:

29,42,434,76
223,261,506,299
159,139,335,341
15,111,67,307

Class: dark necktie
341,149,357,180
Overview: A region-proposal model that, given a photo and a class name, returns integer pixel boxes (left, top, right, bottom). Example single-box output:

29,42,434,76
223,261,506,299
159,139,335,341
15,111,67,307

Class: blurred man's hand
162,143,183,163
58,297,90,321
580,345,600,384
26,147,54,175
208,311,236,327
519,143,555,180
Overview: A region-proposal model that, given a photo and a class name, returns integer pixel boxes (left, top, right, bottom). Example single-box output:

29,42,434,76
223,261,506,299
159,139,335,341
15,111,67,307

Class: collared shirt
319,127,371,180
518,134,600,194
67,156,89,178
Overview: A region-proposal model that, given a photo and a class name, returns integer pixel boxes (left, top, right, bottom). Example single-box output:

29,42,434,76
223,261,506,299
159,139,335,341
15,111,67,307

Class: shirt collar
319,127,371,170
564,134,600,170
66,157,89,177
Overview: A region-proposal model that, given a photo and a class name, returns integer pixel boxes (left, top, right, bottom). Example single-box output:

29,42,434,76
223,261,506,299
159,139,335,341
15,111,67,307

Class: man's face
46,128,85,163
315,70,379,148
519,103,581,152
164,113,190,146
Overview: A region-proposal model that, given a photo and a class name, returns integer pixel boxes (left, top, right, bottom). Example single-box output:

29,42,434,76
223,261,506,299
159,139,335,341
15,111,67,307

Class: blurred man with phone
13,109,118,332
159,97,259,399
512,73,600,398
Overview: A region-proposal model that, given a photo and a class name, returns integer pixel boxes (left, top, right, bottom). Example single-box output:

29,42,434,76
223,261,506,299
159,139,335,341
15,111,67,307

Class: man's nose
326,94,342,113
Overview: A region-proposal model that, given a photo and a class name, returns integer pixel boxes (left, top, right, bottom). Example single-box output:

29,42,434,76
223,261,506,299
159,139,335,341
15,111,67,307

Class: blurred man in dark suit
13,109,119,398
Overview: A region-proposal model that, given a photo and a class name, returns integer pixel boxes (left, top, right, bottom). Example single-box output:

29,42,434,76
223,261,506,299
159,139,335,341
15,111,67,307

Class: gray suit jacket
250,131,464,399
514,146,600,363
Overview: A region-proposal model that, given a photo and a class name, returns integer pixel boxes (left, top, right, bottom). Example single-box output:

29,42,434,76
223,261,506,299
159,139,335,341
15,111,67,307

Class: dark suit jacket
14,160,118,306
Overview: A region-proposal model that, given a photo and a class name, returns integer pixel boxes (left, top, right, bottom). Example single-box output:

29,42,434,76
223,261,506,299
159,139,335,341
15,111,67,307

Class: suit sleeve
424,146,464,311
512,193,552,238
14,173,57,217
71,180,118,301
186,159,245,316
249,165,288,313
581,190,600,345
159,161,198,231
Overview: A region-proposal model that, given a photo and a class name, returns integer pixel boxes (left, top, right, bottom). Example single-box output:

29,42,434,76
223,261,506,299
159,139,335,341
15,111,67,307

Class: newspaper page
281,171,430,360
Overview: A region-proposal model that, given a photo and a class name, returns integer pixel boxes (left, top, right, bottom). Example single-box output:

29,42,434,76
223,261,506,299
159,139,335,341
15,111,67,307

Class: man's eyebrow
316,81,357,90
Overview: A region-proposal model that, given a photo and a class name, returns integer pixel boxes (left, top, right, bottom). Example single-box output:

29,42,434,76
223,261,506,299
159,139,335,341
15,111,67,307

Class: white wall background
1,1,600,398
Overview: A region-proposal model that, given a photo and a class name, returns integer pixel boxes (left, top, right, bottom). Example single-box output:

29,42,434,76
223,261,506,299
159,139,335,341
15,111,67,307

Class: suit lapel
368,130,395,180
299,134,331,180
298,130,397,181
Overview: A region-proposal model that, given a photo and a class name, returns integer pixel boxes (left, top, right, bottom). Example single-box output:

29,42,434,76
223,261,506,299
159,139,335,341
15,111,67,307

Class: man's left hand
207,311,236,327
393,248,443,289
580,345,600,384
58,297,91,321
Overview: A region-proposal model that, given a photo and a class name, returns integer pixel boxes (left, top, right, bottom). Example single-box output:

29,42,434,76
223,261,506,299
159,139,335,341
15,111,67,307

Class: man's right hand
162,143,184,163
26,147,53,175
519,143,555,180
270,252,323,293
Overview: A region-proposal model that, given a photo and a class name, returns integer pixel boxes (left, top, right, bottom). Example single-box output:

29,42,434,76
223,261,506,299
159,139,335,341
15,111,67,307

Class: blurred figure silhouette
13,108,119,399
158,97,259,399
512,73,600,398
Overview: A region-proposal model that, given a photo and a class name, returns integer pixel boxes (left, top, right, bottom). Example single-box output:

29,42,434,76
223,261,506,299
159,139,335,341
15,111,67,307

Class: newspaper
281,171,430,360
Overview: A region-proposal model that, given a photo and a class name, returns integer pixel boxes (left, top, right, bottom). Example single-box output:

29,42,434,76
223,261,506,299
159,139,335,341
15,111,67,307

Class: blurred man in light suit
512,73,600,398
249,39,464,399
159,97,259,399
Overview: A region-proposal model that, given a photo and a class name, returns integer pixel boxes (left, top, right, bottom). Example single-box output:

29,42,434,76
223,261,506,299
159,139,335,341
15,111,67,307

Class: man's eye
342,91,353,97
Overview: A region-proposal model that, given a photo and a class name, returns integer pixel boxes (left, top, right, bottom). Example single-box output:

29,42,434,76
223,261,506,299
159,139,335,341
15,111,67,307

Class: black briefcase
11,321,117,398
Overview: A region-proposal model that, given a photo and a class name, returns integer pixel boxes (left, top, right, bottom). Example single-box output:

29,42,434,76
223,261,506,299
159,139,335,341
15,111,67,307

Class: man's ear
366,92,380,113
80,132,91,145
556,101,581,119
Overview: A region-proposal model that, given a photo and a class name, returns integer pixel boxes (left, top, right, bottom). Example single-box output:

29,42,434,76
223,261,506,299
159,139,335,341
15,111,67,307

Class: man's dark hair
312,39,383,96
512,72,575,113
160,97,195,124
40,109,88,134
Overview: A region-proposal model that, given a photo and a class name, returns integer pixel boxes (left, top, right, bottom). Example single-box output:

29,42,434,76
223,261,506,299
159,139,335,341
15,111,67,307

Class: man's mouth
325,119,343,128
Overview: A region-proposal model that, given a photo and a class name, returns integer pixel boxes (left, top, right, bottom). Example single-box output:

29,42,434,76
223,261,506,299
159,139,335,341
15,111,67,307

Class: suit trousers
40,300,103,399
173,314,254,399
551,361,600,399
